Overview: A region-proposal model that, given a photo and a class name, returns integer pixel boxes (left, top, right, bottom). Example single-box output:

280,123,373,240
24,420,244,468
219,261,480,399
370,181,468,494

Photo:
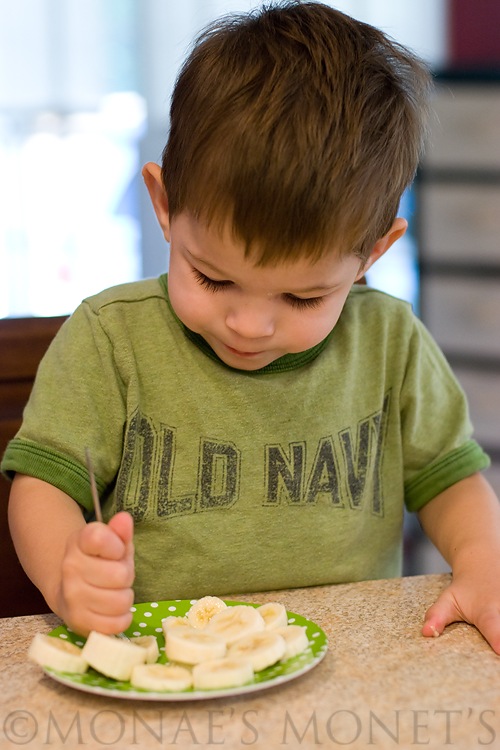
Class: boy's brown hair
162,1,431,265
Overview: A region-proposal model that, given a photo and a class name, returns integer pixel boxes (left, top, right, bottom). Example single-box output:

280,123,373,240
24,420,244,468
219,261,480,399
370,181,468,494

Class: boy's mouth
224,344,264,358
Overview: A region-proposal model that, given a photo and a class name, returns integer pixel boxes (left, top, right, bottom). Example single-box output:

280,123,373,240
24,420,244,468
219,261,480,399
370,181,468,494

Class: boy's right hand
56,511,135,637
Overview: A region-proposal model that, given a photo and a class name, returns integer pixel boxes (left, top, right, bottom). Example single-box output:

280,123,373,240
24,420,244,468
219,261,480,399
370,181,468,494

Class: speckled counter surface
1,574,498,750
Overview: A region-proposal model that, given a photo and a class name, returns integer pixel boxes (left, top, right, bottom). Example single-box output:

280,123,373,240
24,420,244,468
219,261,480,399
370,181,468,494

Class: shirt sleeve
1,301,127,511
401,316,490,512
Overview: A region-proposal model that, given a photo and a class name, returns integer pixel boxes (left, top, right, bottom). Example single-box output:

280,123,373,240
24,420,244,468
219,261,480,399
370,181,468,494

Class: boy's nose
225,301,275,339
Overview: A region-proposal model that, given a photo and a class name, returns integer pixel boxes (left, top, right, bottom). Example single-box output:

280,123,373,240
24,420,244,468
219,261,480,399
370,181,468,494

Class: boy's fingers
67,607,134,639
107,511,134,546
78,522,127,560
421,591,460,639
422,591,500,655
78,512,134,560
107,512,135,570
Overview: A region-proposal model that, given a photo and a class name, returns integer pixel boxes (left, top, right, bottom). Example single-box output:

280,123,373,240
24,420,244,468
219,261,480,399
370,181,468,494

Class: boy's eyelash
284,294,324,310
192,269,232,292
193,268,323,309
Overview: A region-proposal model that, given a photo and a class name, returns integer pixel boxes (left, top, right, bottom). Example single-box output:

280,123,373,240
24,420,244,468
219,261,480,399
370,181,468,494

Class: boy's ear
142,162,171,241
355,217,408,280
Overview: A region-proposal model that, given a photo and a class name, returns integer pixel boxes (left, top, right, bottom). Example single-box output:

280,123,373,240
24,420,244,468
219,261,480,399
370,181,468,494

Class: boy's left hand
422,564,500,654
418,473,500,655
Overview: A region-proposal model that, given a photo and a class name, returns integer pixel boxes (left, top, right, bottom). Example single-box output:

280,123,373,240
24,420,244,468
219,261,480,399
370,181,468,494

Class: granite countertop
0,573,498,750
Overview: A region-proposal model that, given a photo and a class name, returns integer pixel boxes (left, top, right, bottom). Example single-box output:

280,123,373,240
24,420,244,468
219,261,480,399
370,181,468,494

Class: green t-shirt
1,276,489,601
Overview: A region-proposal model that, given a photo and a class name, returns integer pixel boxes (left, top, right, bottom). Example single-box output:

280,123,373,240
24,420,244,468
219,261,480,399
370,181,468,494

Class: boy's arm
8,474,135,636
418,472,500,653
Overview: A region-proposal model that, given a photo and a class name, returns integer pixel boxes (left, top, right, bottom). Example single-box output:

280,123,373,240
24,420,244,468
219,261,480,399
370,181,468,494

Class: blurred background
0,0,448,318
1,0,499,575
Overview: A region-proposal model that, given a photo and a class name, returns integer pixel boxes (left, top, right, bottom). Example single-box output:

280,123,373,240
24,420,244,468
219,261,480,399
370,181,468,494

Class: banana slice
274,625,309,659
165,626,226,665
162,615,191,632
228,631,286,671
187,596,227,629
28,633,88,674
81,631,146,681
192,657,254,690
131,663,193,692
130,635,160,664
258,602,289,630
205,605,265,645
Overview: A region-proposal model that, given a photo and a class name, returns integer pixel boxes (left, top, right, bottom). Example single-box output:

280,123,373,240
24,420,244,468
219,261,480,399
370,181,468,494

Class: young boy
3,2,500,651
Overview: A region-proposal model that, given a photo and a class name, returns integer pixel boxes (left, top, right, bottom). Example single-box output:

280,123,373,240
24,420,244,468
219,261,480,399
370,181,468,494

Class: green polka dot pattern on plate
45,600,328,701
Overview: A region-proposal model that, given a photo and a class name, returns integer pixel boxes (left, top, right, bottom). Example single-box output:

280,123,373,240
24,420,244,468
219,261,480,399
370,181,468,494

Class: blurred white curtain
0,0,144,316
0,0,446,315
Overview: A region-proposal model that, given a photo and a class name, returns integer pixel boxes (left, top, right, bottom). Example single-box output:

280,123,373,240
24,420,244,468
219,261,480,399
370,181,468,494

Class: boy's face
167,212,368,372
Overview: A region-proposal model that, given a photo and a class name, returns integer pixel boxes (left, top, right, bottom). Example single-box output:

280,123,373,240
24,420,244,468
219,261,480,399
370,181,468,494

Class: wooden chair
0,315,67,617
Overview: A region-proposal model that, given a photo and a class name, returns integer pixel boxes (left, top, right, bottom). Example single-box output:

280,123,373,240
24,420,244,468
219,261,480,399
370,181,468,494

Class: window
0,0,143,316
0,0,446,317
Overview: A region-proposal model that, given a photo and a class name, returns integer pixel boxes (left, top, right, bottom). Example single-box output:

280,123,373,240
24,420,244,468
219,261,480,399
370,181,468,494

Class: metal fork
85,447,103,522
84,447,130,640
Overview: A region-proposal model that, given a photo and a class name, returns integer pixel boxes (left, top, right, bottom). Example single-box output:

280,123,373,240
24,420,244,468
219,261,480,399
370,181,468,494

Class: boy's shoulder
82,276,167,315
347,284,414,315
340,284,419,344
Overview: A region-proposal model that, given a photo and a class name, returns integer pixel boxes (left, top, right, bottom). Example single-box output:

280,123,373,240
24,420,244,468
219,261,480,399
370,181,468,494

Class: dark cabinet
0,315,66,616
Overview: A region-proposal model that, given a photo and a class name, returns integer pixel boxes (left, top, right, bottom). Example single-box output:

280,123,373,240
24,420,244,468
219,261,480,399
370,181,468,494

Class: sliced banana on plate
129,634,160,664
131,663,193,692
29,597,313,693
187,595,227,629
162,615,191,634
205,604,265,645
28,633,88,674
228,630,286,671
274,625,309,659
192,657,254,690
257,601,289,630
164,626,226,665
81,631,147,681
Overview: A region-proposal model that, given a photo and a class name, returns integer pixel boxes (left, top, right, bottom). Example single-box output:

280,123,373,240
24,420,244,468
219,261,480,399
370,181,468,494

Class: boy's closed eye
192,268,324,310
192,268,232,292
